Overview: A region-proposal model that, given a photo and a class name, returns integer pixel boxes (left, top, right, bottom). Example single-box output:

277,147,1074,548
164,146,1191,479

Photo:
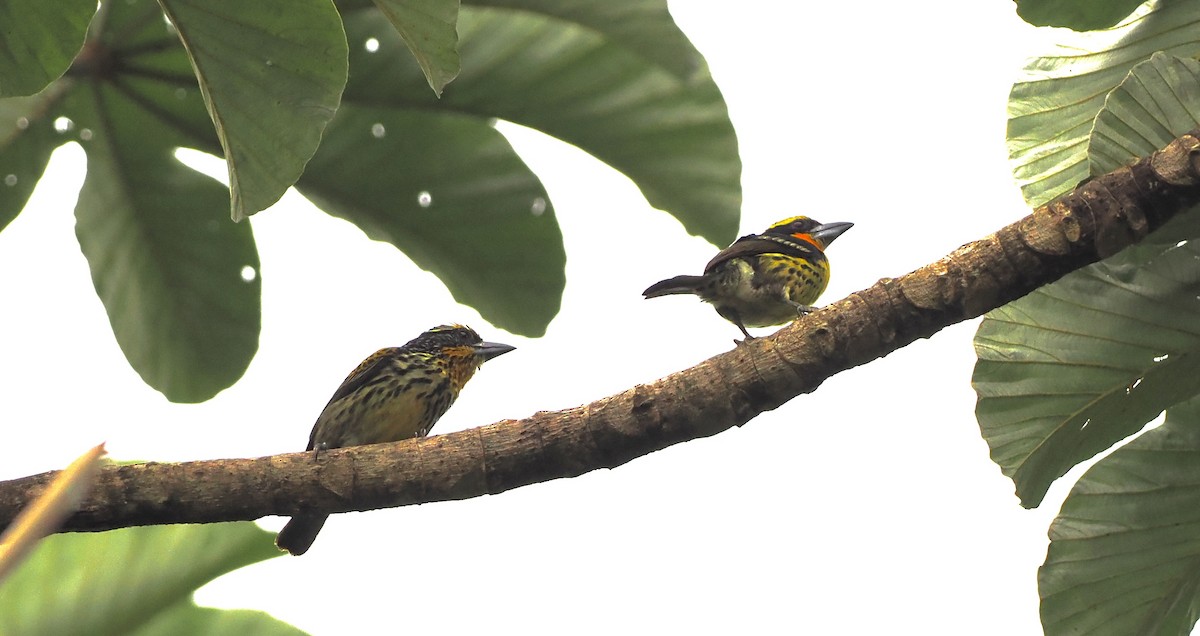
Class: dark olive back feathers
704,217,827,273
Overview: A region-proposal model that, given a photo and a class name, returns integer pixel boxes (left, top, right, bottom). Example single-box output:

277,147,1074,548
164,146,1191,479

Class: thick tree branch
5,131,1200,533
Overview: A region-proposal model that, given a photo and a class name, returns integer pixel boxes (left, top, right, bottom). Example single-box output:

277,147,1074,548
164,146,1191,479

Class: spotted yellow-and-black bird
643,216,853,340
275,324,515,556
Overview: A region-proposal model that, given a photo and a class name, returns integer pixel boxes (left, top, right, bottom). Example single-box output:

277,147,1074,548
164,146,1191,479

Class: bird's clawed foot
789,301,817,316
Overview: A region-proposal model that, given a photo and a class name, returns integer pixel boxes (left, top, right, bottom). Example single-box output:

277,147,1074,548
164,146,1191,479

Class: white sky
0,2,1077,634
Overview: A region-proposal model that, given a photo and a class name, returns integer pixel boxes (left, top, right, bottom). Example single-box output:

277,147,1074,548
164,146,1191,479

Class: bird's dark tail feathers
643,275,706,298
276,513,329,556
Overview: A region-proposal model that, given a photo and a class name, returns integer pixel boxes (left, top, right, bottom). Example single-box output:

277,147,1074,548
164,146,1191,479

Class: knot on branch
1150,130,1200,187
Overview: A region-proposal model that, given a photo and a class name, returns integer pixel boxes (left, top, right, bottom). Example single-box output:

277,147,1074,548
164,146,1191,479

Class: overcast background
0,2,1076,633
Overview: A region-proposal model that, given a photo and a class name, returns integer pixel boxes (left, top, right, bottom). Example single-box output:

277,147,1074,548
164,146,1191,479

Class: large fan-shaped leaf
0,0,94,98
1015,0,1146,31
1,0,739,382
159,0,347,221
1008,0,1200,207
295,2,739,334
0,0,264,402
0,523,301,635
1040,397,1200,636
977,51,1200,508
339,3,740,245
372,0,460,95
1,0,263,402
298,105,563,336
973,239,1200,507
1087,52,1200,255
68,79,261,403
1089,52,1200,176
85,0,223,152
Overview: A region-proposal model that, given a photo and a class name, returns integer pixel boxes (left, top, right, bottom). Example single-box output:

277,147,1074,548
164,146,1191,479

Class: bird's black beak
474,341,516,361
810,221,854,246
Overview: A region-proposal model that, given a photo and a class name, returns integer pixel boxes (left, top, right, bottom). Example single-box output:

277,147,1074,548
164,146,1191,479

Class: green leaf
471,0,706,82
69,81,261,403
977,50,1200,507
341,2,740,245
1088,52,1200,255
0,92,68,231
0,0,264,402
0,523,303,635
1007,0,1200,207
1040,397,1200,636
134,605,309,636
85,0,223,153
1015,0,1146,31
3,0,738,364
973,238,1200,508
302,2,739,333
372,0,460,95
297,105,564,336
1089,52,1200,177
158,0,347,221
0,0,94,97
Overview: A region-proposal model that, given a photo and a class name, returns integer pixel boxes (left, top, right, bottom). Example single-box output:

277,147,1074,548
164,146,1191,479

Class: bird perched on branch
276,324,515,556
643,216,853,340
